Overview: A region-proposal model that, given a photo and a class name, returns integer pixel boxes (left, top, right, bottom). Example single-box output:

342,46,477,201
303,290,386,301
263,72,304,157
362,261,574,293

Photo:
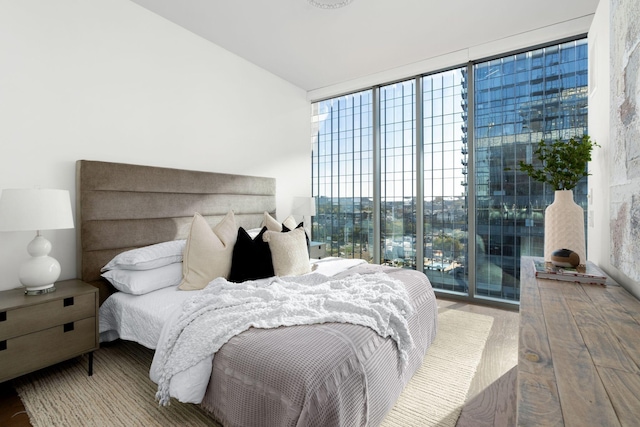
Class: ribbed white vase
544,190,586,264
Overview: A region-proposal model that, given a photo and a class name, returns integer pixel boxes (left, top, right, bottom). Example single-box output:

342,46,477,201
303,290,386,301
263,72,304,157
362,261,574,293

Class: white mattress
99,258,366,349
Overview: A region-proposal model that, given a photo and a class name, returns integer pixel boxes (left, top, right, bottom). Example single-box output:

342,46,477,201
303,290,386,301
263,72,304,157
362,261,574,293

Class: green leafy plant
515,135,599,191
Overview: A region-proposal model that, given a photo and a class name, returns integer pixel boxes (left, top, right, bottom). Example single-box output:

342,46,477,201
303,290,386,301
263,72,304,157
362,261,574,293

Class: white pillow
261,211,297,232
101,262,183,295
101,240,186,272
263,228,311,277
179,211,238,290
246,227,263,239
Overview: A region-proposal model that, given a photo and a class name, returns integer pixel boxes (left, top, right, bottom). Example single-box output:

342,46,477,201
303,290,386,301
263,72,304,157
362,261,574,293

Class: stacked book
533,259,608,286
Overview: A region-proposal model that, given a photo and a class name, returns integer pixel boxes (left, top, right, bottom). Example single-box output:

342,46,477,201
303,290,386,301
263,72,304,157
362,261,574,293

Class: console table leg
88,352,94,376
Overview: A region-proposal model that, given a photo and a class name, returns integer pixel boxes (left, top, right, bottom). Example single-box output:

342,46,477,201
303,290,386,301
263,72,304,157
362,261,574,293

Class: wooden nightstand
310,241,326,259
0,279,99,383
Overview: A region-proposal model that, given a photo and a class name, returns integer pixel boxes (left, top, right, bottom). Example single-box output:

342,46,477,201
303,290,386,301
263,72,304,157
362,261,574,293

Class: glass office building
471,39,588,301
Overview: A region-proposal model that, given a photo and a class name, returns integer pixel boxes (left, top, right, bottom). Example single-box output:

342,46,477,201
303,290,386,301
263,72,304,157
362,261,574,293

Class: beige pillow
262,211,297,232
263,228,311,277
179,211,238,290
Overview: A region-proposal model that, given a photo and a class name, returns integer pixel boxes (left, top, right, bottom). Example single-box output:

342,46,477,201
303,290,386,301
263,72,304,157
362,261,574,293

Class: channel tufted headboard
76,160,276,304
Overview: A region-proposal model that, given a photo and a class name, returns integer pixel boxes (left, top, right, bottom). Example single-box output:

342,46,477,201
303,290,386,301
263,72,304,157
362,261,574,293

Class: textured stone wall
610,0,640,281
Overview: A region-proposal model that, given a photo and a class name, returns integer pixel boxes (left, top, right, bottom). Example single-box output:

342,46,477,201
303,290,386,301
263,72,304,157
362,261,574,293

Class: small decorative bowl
550,248,580,268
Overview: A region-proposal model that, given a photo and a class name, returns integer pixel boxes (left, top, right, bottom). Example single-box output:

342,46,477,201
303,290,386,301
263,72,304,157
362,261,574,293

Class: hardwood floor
0,298,519,427
0,381,30,427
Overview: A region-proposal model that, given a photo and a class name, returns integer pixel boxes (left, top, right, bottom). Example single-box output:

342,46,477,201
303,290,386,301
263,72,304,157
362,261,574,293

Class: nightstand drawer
310,242,326,259
0,316,96,382
0,293,95,341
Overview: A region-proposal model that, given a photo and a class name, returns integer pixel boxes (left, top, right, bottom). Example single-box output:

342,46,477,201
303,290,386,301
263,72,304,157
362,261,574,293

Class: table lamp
0,188,74,295
292,196,316,237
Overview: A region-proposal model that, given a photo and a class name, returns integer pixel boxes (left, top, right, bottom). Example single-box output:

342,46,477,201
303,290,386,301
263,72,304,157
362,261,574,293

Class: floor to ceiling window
311,90,374,261
311,37,589,304
422,68,469,293
473,39,589,302
380,80,416,268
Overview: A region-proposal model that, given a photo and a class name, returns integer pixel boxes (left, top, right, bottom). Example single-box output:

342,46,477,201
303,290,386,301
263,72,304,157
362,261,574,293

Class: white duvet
99,258,367,348
150,269,414,406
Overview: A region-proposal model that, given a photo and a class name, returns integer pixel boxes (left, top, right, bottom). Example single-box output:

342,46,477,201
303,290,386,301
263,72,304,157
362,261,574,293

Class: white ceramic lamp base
19,234,60,295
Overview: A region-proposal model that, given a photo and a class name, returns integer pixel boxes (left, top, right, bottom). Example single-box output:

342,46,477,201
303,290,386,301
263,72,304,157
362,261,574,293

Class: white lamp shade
292,196,317,217
0,188,74,231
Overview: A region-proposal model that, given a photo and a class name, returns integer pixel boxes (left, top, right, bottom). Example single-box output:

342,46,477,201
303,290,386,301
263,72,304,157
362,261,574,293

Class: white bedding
98,258,367,348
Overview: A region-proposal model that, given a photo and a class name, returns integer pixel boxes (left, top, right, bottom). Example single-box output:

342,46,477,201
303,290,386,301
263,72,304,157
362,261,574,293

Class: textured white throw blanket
153,272,414,406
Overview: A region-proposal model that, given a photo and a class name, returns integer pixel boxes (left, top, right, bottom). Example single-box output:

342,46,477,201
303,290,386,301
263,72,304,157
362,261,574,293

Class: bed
76,159,438,427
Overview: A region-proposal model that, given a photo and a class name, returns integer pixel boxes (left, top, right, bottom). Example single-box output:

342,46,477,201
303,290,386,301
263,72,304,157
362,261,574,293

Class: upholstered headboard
76,160,276,304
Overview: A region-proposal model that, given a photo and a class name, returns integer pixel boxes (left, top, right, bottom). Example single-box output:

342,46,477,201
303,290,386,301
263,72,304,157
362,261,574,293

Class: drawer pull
0,311,5,322
63,297,74,307
64,322,75,332
0,340,6,351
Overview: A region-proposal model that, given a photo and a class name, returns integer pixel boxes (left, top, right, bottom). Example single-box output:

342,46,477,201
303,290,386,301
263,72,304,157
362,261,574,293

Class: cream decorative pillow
263,227,311,277
179,211,237,290
262,211,297,232
282,215,298,231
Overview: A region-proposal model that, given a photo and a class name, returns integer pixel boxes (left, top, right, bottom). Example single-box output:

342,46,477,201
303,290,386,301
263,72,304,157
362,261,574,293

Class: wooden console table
518,256,640,427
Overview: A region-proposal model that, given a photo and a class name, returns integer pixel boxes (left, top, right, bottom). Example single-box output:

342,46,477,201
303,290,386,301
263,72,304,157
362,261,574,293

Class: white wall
0,0,310,291
587,1,612,276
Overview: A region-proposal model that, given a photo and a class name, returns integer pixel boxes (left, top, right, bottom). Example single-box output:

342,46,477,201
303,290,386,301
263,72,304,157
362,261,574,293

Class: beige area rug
380,309,493,427
15,308,493,427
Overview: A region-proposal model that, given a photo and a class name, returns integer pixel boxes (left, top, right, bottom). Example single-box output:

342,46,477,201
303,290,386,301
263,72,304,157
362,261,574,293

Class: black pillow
282,222,310,248
228,227,274,283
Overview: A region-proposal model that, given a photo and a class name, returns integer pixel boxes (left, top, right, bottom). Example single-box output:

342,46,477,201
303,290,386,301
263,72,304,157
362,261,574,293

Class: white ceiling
129,0,600,93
